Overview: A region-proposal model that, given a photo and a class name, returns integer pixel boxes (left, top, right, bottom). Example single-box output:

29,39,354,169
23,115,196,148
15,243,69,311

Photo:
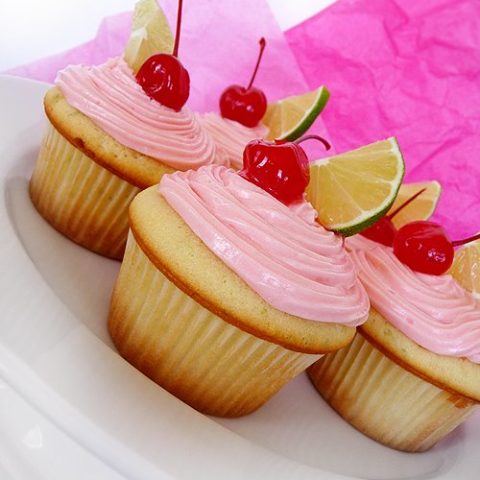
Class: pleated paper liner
30,121,140,259
109,232,322,417
308,332,479,452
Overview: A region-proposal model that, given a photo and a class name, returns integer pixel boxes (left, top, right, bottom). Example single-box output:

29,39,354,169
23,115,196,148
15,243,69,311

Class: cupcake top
159,165,369,325
347,235,480,362
198,113,268,169
56,57,217,170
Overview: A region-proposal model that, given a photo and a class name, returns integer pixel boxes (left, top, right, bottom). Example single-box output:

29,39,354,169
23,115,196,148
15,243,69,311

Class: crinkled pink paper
5,0,330,155
286,0,480,238
6,0,479,237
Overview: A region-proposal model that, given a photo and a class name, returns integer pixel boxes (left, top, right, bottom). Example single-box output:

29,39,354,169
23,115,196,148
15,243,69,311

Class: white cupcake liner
30,121,140,259
308,332,478,452
109,232,321,417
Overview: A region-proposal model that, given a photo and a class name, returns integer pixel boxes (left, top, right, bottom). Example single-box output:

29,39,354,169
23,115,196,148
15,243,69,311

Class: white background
0,0,336,72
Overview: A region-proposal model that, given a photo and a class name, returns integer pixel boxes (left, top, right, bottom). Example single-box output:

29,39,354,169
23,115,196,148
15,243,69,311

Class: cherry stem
246,38,266,90
294,134,331,151
387,188,427,220
451,232,480,247
172,0,184,58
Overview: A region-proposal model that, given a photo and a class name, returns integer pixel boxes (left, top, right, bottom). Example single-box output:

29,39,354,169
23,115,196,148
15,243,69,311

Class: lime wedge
387,181,441,228
262,86,330,141
124,0,174,74
307,137,405,236
449,239,480,299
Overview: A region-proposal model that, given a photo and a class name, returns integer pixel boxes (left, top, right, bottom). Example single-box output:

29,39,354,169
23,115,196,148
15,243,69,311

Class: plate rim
0,74,474,480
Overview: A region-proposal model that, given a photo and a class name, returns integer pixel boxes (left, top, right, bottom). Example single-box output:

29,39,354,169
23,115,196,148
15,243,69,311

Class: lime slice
307,137,405,236
262,86,330,141
449,239,480,299
124,0,174,74
388,181,441,228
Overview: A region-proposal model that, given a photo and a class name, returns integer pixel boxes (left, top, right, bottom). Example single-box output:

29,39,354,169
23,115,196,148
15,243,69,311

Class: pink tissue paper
286,0,479,238
6,0,479,237
6,0,330,159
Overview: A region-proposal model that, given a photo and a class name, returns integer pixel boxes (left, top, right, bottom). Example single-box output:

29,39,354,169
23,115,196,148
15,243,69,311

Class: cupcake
108,163,369,417
308,234,480,452
30,57,220,259
29,0,267,260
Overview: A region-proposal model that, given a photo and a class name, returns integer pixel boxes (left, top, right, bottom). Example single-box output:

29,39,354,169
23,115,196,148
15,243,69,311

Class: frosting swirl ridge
347,235,480,363
159,165,369,325
198,113,267,169
56,57,217,170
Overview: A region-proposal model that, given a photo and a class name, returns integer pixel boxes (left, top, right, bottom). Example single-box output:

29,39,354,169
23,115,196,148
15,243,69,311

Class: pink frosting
347,236,480,363
159,165,369,325
55,57,218,170
199,113,268,169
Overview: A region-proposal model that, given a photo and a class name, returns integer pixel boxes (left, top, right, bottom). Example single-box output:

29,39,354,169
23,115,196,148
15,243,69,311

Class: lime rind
279,87,330,141
263,86,330,141
310,137,405,237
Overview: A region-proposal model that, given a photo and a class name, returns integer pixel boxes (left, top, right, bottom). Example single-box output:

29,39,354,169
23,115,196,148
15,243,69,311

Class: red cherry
361,187,427,246
240,135,330,205
220,38,267,127
361,217,397,246
136,54,190,111
394,224,480,275
240,140,309,204
393,221,454,275
220,86,267,128
136,0,190,111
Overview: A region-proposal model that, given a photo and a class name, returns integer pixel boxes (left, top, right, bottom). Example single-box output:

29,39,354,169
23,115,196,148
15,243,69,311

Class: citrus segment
388,181,441,228
124,0,174,74
307,138,405,236
262,87,330,141
449,240,480,299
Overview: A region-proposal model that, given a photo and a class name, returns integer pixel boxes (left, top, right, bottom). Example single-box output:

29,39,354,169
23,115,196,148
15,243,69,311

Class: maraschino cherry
136,0,190,111
393,222,480,275
220,38,268,128
361,188,426,246
240,134,331,205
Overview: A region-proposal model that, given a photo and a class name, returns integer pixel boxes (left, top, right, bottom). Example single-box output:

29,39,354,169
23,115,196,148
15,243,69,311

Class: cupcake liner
30,122,140,259
109,233,321,417
308,333,478,452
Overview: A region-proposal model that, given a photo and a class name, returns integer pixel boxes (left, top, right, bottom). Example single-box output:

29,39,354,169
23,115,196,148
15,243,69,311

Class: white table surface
0,0,336,72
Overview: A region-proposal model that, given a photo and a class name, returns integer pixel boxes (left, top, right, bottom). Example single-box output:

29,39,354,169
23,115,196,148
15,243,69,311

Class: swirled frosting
199,113,268,169
347,235,480,363
159,165,369,325
56,57,217,170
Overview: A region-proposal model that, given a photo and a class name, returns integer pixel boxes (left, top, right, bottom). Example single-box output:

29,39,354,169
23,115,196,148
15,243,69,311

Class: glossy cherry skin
361,217,397,247
136,54,190,111
220,85,267,128
393,221,454,275
240,139,309,205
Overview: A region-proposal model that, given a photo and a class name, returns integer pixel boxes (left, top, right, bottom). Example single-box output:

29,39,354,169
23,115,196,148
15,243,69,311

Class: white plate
0,75,479,480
